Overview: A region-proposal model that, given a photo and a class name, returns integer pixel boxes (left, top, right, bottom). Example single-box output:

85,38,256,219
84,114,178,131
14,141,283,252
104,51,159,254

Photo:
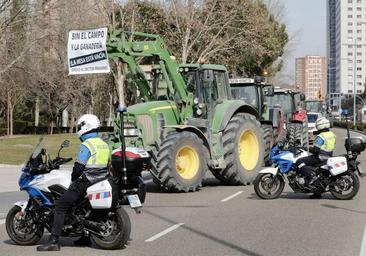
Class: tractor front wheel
262,124,273,166
214,113,264,185
150,131,208,192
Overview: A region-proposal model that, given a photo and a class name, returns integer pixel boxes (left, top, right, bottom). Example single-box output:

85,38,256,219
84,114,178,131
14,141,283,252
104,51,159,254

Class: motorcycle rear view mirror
61,140,70,148
58,140,70,157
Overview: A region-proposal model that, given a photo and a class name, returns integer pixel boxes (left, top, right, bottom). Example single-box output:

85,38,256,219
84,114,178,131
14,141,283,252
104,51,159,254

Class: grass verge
0,134,80,165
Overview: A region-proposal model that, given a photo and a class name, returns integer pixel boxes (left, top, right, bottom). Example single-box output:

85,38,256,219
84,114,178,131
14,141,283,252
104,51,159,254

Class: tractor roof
229,77,266,86
179,64,227,72
274,87,301,94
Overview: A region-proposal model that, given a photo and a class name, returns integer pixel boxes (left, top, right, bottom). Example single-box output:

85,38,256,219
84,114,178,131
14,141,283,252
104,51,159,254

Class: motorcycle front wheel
254,173,285,199
330,171,359,200
6,205,44,245
91,208,131,250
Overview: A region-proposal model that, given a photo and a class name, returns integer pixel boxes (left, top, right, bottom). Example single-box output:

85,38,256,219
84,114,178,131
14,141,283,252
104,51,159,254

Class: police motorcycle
254,117,363,200
6,109,150,250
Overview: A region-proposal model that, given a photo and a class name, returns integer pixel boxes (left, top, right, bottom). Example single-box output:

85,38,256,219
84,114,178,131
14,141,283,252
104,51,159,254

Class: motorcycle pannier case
87,180,114,209
327,157,348,176
345,137,366,153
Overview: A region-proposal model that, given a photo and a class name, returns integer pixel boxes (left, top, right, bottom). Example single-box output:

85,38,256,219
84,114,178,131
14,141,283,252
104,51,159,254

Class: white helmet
315,117,330,130
76,114,100,138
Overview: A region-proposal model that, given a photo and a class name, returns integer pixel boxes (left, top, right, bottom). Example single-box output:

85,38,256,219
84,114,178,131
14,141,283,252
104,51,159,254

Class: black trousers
51,177,91,237
296,155,321,179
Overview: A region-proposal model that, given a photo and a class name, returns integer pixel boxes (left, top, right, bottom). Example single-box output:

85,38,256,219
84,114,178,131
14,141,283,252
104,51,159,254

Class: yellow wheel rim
238,130,260,171
175,146,199,180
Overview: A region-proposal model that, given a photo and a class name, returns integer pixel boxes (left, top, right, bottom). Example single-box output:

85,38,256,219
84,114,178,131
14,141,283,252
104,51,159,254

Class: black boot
36,235,60,251
73,235,91,246
309,193,322,199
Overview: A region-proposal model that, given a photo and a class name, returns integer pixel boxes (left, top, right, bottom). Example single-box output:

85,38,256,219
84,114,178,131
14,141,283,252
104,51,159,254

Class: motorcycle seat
48,184,67,195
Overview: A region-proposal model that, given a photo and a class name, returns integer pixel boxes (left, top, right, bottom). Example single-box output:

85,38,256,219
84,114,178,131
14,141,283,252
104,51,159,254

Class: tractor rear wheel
214,113,264,185
302,120,309,149
150,131,208,192
288,123,304,147
262,124,273,166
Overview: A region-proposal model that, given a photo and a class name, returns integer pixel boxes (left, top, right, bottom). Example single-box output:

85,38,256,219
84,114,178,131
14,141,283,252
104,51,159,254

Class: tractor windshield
305,101,323,112
267,93,293,115
230,85,258,108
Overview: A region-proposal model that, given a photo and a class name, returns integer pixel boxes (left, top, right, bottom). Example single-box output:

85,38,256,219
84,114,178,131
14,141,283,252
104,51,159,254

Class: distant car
307,112,323,143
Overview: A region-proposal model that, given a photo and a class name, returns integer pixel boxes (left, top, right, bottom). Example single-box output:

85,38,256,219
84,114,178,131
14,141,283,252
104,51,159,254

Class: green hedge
334,120,366,133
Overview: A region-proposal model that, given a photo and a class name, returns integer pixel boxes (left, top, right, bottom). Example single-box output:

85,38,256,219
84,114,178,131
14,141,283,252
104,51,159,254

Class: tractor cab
268,88,306,123
152,64,231,119
229,77,273,117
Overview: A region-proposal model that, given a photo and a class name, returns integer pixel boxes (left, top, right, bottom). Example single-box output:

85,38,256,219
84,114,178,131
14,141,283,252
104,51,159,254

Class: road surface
0,128,365,256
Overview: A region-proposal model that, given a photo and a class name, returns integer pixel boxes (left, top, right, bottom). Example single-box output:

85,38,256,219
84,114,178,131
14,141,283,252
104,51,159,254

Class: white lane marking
221,191,244,202
0,219,5,225
360,224,366,256
145,223,184,242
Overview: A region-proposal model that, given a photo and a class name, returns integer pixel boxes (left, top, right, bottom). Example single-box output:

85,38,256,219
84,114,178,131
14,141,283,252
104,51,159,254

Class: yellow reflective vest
81,137,110,179
316,131,336,155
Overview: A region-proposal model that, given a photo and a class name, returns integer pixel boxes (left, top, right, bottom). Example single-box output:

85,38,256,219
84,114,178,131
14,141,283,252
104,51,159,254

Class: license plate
127,194,142,208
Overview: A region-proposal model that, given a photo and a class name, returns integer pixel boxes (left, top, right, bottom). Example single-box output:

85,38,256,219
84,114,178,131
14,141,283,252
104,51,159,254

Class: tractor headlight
196,109,203,116
124,128,140,137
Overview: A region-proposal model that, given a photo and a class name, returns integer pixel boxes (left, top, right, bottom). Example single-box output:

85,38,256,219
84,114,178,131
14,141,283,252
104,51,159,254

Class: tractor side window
182,71,196,93
213,71,226,100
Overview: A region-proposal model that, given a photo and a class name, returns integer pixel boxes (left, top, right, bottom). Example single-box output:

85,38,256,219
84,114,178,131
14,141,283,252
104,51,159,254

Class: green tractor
107,31,265,192
229,77,285,165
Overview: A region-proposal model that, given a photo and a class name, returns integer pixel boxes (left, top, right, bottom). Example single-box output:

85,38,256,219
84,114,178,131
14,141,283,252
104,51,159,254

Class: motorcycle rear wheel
91,208,131,250
330,171,359,200
254,173,285,199
6,206,44,245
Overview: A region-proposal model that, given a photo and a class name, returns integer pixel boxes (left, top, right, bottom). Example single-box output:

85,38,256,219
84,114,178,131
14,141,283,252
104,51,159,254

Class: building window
357,90,362,94
349,59,353,63
357,37,362,41
357,60,362,63
348,45,353,48
349,90,353,93
357,30,362,33
348,22,353,26
357,15,362,18
357,75,362,78
358,82,363,86
357,52,362,56
348,52,353,56
348,0,353,3
348,30,353,33
357,45,362,48
357,7,362,11
348,7,353,11
357,67,362,71
348,15,353,18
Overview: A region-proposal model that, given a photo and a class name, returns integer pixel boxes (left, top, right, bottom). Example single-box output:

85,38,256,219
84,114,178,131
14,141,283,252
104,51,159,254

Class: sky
276,0,327,83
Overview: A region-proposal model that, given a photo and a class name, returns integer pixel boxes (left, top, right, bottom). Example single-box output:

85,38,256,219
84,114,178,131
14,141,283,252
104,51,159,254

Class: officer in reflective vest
297,117,336,198
37,114,110,251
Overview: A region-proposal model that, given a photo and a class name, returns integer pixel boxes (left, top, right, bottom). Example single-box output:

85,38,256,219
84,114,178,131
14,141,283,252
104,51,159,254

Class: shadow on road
144,209,264,256
144,205,209,209
145,177,231,194
322,203,366,215
247,192,336,200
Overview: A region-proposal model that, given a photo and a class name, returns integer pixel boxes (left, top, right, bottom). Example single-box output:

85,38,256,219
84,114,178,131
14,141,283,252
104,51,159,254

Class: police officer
297,117,336,198
37,114,110,251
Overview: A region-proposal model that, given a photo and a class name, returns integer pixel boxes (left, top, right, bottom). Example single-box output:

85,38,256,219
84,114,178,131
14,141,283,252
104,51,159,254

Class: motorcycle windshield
28,136,45,161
